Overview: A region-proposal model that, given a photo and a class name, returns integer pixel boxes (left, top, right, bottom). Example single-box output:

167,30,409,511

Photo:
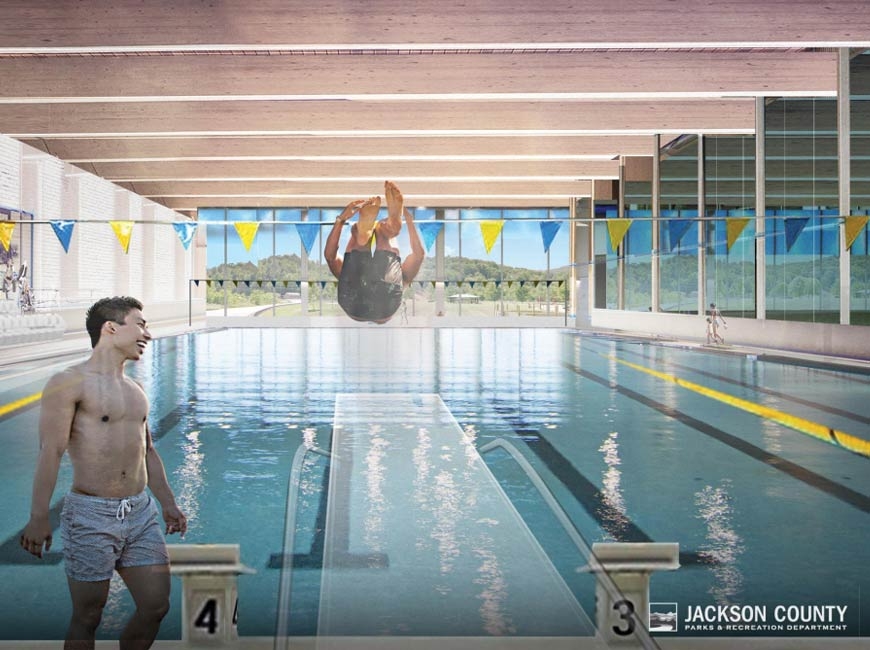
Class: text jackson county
684,605,848,625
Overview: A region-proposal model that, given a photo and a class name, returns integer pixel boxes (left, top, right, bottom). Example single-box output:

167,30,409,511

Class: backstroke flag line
110,220,134,254
50,220,75,252
172,222,198,250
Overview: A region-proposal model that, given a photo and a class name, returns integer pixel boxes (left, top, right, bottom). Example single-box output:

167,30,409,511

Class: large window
765,97,840,323
851,50,870,325
705,135,757,318
659,137,700,313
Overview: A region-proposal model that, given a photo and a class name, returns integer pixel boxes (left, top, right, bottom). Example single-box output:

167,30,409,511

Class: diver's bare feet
385,180,403,233
356,195,381,245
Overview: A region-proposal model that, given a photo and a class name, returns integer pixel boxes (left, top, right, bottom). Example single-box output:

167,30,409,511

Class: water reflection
695,481,745,603
473,542,516,635
174,429,204,530
362,424,389,552
598,430,630,539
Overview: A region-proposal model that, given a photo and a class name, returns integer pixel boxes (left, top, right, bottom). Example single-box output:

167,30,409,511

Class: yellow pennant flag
845,215,869,250
0,222,15,251
110,220,134,254
234,222,259,251
606,219,632,251
726,217,751,251
480,220,505,254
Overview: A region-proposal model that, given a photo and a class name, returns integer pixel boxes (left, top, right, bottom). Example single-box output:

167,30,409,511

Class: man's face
112,309,152,360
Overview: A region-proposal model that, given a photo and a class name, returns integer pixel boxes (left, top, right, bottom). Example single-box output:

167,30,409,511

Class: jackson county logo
649,602,678,632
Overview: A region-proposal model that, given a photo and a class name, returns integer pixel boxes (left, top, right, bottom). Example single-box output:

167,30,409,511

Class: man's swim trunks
337,248,403,322
61,490,169,581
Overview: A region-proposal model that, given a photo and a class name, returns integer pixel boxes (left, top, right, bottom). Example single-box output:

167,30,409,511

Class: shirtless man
325,180,425,323
20,296,187,650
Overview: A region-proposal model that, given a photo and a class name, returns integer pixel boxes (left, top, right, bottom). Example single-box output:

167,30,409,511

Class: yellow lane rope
0,392,42,418
607,355,870,459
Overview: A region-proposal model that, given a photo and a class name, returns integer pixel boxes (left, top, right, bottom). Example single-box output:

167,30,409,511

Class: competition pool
0,328,868,642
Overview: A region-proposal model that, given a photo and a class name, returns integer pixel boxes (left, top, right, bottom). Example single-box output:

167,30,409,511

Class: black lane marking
563,361,870,515
489,401,708,567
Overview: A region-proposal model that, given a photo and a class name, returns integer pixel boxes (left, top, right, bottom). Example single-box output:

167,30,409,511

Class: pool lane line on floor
0,392,41,419
562,361,870,514
601,354,870,459
582,339,870,427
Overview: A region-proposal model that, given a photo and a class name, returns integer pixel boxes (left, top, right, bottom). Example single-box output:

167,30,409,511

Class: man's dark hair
85,296,143,348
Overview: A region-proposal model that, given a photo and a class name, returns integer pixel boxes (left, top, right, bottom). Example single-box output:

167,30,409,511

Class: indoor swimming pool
0,328,867,642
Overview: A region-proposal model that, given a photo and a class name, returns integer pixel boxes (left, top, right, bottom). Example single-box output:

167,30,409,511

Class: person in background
709,302,727,343
20,296,187,650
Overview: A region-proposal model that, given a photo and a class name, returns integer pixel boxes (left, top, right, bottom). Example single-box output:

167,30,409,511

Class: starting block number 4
194,596,239,637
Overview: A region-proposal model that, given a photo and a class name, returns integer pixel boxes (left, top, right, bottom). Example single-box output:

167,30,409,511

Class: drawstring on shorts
116,498,132,521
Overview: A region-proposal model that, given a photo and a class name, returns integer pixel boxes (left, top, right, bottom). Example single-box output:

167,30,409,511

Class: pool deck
1,321,868,649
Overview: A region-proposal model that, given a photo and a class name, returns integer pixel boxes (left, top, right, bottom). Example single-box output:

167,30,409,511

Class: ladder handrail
274,443,332,650
479,437,661,650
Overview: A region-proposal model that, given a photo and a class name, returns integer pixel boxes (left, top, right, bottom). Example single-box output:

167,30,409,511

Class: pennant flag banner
726,217,752,251
539,221,562,253
50,220,76,252
480,220,505,254
418,222,444,253
846,215,869,250
295,223,320,256
110,220,134,254
495,281,501,288
667,219,693,250
243,281,251,287
194,280,201,287
234,222,259,252
172,221,198,250
784,217,810,252
606,219,633,251
0,222,15,252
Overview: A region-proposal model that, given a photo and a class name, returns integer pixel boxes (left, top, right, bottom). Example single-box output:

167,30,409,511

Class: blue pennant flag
50,220,75,252
295,223,320,256
172,221,199,250
784,217,810,252
667,219,693,251
539,221,562,253
418,222,444,253
172,221,198,250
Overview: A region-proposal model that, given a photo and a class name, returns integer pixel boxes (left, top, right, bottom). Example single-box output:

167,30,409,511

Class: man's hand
20,515,52,558
338,199,367,223
162,503,188,538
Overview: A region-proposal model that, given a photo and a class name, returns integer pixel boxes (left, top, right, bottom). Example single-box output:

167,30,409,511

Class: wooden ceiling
1,0,868,215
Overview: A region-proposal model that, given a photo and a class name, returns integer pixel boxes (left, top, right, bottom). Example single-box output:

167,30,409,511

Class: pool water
0,328,867,640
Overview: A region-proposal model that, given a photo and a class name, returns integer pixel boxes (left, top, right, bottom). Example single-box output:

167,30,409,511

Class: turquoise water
0,328,868,640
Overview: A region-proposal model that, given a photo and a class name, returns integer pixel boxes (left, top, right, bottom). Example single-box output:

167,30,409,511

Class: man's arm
325,199,366,279
21,372,78,558
144,423,187,537
401,208,425,286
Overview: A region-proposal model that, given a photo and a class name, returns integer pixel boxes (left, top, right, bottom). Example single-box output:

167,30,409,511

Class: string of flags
1,213,868,256
192,279,566,289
